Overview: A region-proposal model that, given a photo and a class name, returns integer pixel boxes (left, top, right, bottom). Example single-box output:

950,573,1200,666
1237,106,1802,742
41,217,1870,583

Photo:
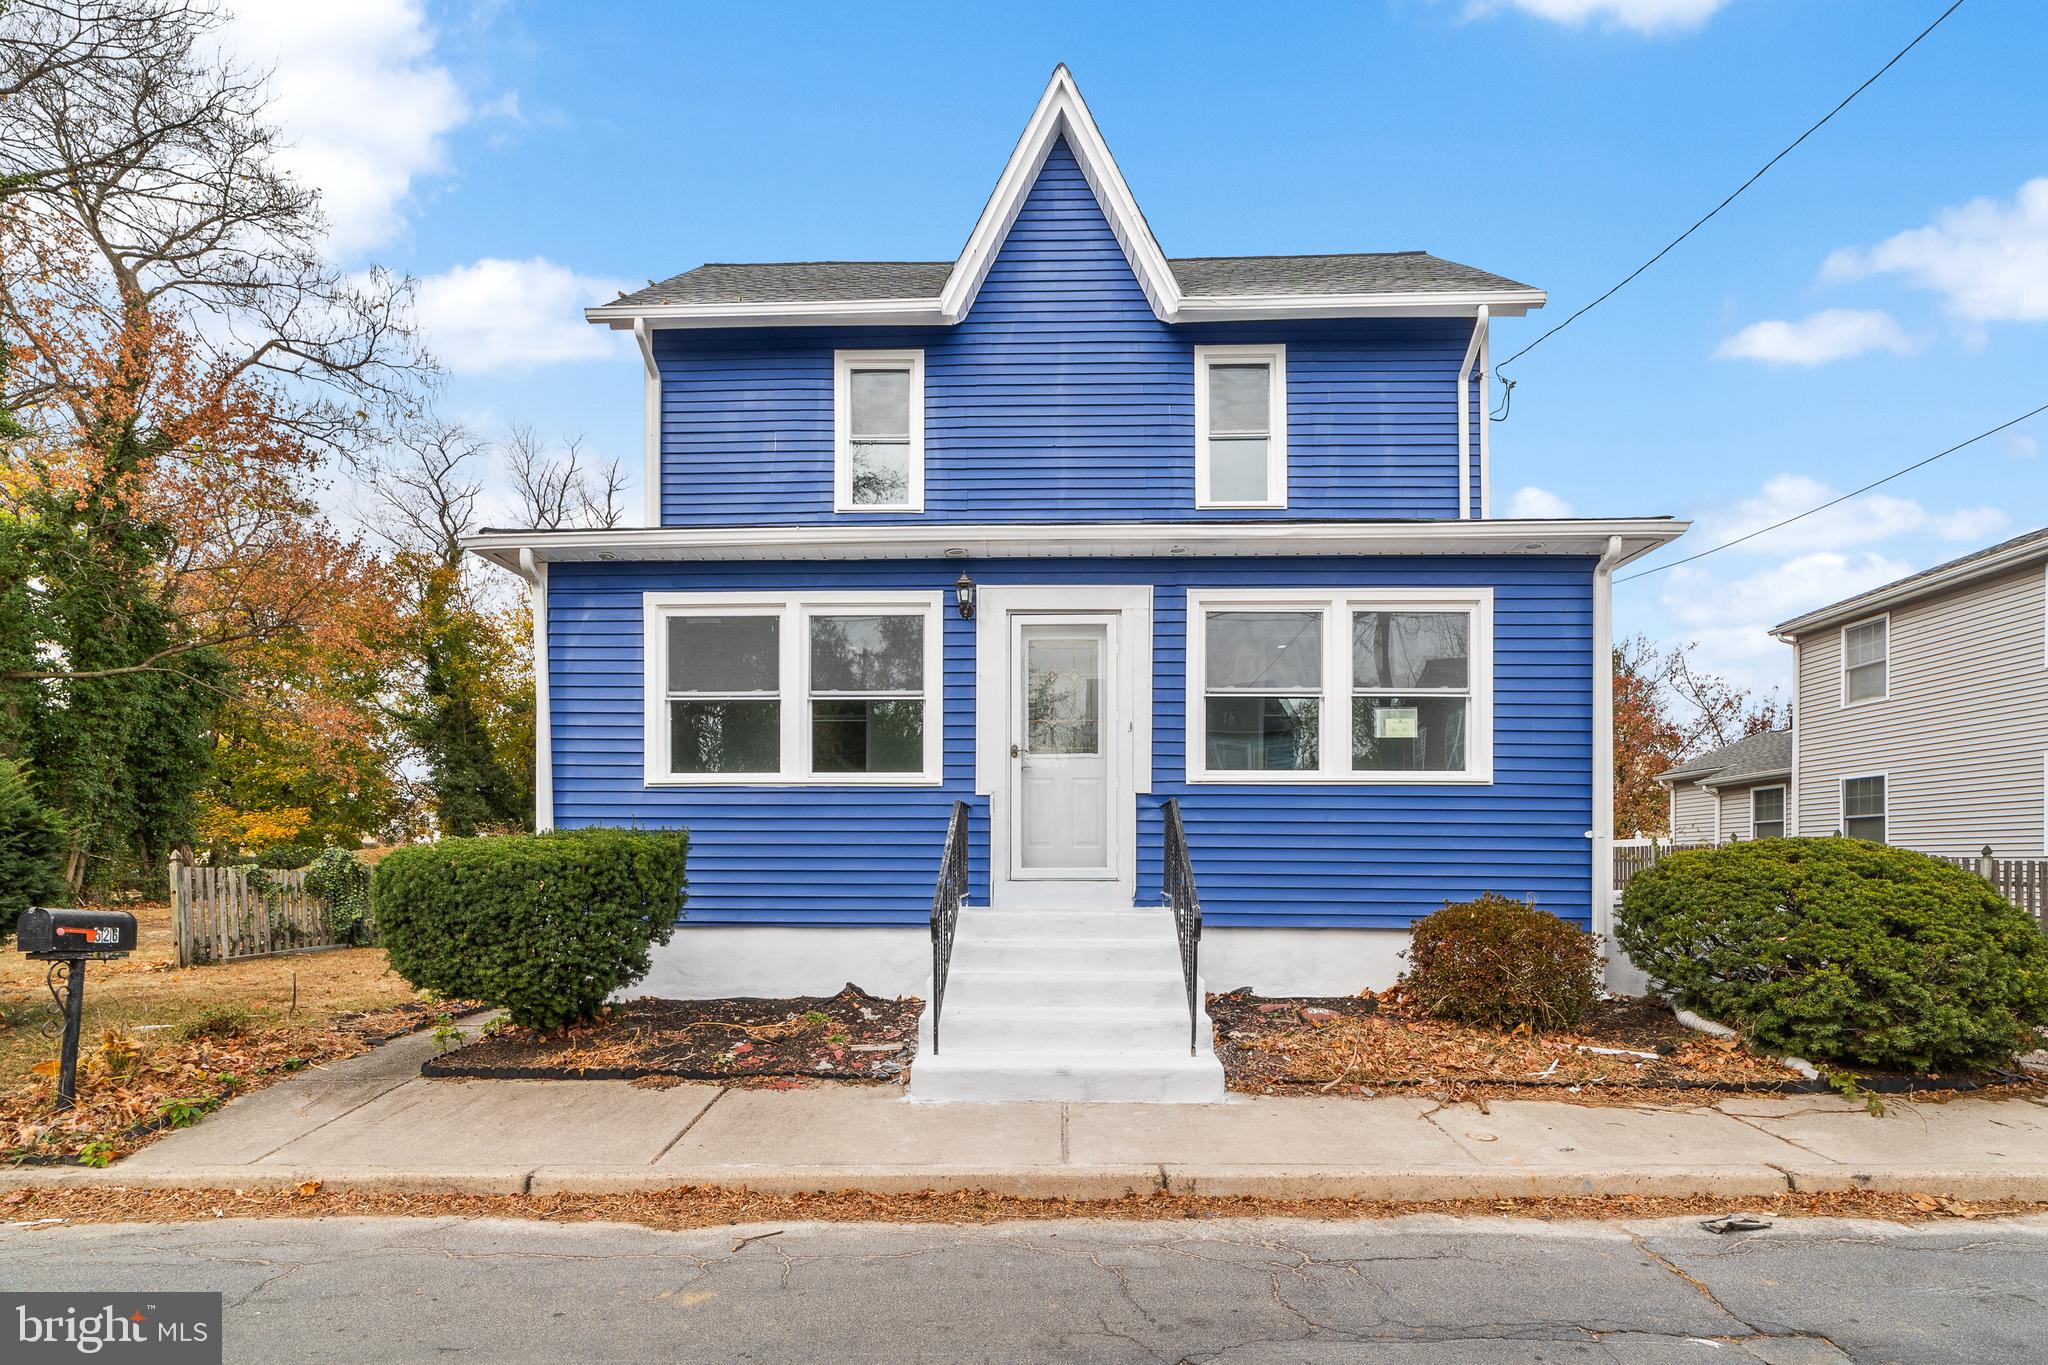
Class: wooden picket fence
1612,840,1714,889
171,864,344,966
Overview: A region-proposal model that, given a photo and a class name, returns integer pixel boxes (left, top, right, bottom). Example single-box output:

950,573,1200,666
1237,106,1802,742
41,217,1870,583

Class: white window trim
1184,587,1493,784
1839,612,1889,707
1750,784,1786,840
1840,771,1888,843
833,349,926,514
1193,344,1288,510
643,590,944,786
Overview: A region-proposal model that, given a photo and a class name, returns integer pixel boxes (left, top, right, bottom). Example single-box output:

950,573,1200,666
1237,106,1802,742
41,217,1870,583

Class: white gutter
1590,534,1625,974
463,517,1688,573
515,549,554,832
1455,305,1488,520
1477,318,1493,518
585,290,1545,331
635,319,660,526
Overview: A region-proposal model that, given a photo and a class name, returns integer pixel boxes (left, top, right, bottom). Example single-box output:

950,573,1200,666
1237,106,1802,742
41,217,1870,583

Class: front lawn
1,901,463,1165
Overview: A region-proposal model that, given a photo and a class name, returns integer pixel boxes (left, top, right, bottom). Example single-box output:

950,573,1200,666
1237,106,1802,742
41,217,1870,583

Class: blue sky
226,0,2048,700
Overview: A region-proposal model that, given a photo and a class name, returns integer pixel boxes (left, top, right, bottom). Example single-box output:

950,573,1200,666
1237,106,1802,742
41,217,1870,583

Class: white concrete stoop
909,901,1226,1104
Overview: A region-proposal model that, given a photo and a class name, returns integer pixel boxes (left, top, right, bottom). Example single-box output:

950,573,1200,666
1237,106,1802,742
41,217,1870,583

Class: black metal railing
1161,798,1202,1056
927,800,970,1054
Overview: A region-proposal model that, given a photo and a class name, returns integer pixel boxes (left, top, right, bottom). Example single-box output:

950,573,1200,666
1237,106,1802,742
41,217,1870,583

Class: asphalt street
4,1213,2045,1363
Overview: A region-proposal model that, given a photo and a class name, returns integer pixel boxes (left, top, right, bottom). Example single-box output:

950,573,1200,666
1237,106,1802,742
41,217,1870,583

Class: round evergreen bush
1618,837,2048,1072
1404,893,1602,1030
0,758,69,940
373,828,687,1031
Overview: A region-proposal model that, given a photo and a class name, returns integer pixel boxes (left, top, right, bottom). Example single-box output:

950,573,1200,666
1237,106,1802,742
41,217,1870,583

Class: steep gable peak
940,66,1177,324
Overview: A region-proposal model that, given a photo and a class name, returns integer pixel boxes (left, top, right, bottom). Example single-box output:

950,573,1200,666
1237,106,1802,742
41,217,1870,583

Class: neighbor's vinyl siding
655,139,1475,527
1792,561,2048,856
1669,781,1717,842
548,555,1596,930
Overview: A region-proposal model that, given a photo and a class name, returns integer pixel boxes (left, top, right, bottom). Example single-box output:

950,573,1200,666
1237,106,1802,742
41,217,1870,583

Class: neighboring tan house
1658,729,1791,843
464,67,1686,1102
1770,526,2048,858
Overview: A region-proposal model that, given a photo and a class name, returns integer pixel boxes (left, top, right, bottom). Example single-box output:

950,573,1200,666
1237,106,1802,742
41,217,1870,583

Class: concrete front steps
908,902,1227,1104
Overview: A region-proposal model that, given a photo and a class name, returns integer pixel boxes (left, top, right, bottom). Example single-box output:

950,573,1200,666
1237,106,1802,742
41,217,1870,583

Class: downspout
1477,314,1492,518
1590,534,1624,974
516,548,554,832
1455,304,1488,520
635,318,660,527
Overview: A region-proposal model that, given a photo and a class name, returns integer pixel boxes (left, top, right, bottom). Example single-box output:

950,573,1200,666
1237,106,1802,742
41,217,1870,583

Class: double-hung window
1842,616,1887,703
834,350,924,512
1195,345,1286,509
1751,786,1786,840
1189,589,1492,782
647,592,942,784
1842,775,1886,842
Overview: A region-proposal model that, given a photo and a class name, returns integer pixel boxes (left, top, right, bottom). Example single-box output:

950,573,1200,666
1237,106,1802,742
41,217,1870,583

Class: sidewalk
9,1027,2048,1201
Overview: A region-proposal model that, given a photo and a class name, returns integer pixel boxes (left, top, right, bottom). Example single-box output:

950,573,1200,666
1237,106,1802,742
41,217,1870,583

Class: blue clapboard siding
656,139,1476,526
548,555,1595,929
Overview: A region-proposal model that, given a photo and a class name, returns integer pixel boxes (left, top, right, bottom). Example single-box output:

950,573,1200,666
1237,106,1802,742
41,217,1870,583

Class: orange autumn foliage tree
1613,634,1785,838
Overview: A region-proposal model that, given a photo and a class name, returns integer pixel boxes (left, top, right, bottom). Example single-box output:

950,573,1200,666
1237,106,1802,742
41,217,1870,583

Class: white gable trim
939,65,1180,325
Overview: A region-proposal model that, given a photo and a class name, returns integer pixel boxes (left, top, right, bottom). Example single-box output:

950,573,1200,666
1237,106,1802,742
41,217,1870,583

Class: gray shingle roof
606,252,1535,310
1772,525,2048,637
1660,729,1793,786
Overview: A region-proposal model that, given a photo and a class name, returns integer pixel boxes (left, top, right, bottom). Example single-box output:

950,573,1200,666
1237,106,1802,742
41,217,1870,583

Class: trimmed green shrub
0,758,69,940
373,828,687,1030
1404,893,1602,1030
303,848,374,946
1619,837,2048,1072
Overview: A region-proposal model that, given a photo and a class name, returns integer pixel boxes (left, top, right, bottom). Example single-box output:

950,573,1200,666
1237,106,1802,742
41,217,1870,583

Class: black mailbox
17,907,137,959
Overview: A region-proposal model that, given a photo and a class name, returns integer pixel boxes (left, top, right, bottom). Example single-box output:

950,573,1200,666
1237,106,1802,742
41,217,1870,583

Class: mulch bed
1209,989,2031,1103
423,985,922,1084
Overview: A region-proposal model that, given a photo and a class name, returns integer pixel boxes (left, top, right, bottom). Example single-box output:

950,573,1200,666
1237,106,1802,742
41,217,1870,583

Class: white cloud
1467,0,1729,34
223,0,469,258
413,258,631,374
2002,431,2041,460
1820,177,2048,324
1691,473,2006,558
1506,485,1574,518
1714,309,1914,366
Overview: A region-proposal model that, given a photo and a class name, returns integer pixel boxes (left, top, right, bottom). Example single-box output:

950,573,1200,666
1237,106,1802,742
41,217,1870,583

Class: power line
1492,0,1968,392
1617,401,2048,584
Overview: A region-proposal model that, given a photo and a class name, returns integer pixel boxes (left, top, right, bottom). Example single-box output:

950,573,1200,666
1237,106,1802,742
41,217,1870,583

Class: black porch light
954,568,977,620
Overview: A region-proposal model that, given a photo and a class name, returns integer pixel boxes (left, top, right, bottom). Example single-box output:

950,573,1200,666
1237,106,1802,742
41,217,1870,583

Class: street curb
11,1163,2048,1202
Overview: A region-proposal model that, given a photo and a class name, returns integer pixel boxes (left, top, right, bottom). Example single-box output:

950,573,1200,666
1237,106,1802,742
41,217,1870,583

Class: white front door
1012,618,1115,879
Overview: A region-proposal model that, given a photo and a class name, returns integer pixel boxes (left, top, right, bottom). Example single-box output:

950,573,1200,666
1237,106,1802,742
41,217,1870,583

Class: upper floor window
1188,588,1491,783
646,591,943,785
1751,785,1786,839
1842,775,1886,843
1194,345,1287,509
1842,616,1887,703
834,350,924,512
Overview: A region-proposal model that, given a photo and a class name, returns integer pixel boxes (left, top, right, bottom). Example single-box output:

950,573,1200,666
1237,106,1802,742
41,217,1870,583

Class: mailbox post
18,907,137,1111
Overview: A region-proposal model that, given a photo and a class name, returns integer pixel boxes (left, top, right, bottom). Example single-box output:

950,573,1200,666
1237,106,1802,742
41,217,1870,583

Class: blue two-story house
467,69,1685,1102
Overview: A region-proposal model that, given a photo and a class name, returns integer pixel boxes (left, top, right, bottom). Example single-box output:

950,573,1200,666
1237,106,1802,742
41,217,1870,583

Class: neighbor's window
834,350,924,512
1195,345,1286,508
1843,776,1886,843
1203,610,1322,771
648,593,942,784
1751,786,1786,840
808,613,925,774
1351,611,1470,773
1843,617,1887,703
665,614,781,775
1190,591,1493,782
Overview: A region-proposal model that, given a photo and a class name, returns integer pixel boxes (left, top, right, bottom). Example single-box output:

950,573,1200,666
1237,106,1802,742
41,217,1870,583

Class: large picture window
1187,589,1493,783
834,350,924,512
645,592,942,784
